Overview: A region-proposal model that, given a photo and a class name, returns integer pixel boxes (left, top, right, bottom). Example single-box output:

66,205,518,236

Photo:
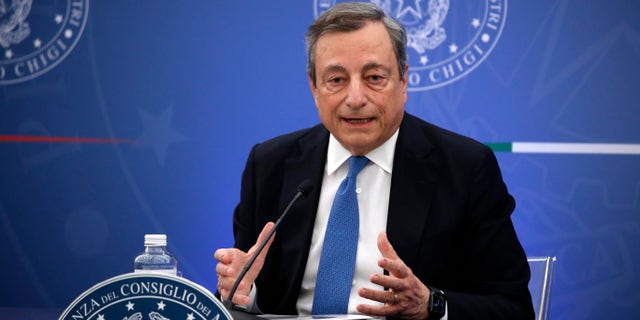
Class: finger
258,222,276,247
378,258,410,280
369,273,406,291
216,267,245,286
231,292,251,305
214,248,247,268
248,222,276,264
216,271,241,290
377,232,400,260
219,286,251,305
357,303,397,317
356,305,395,317
218,278,248,298
215,263,235,278
358,287,399,305
213,248,230,263
377,233,410,279
238,222,277,287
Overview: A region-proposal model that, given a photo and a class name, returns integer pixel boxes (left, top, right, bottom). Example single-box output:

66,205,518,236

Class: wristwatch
427,286,446,319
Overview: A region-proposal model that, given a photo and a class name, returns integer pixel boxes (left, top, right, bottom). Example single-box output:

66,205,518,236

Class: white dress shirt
296,130,399,315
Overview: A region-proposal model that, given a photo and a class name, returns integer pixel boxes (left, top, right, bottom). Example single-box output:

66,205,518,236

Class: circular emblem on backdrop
59,273,233,320
313,0,507,91
0,0,89,85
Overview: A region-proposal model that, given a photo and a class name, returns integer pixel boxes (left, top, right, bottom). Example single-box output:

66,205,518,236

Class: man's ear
401,64,409,103
308,74,319,106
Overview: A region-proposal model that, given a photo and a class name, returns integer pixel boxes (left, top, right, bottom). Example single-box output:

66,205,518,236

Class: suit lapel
387,114,440,266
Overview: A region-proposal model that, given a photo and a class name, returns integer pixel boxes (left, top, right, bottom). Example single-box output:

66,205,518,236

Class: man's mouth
344,118,373,124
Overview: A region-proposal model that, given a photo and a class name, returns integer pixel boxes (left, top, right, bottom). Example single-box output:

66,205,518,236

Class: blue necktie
312,156,370,315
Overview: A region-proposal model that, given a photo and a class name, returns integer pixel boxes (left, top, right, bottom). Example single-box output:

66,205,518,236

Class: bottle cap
144,234,167,246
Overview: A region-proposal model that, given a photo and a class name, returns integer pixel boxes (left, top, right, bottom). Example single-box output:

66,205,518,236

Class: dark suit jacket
232,113,534,319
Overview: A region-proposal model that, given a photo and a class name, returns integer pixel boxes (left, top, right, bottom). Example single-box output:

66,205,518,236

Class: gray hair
305,2,408,86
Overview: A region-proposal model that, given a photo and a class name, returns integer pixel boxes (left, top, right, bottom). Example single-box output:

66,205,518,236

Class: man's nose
345,79,366,108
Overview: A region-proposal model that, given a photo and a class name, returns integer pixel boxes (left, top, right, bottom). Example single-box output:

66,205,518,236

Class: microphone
223,179,314,311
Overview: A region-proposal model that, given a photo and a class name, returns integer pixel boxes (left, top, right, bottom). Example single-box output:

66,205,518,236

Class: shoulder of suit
251,124,328,158
403,112,491,157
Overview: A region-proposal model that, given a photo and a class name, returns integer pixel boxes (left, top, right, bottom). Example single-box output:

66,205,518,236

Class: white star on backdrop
136,105,188,166
397,0,424,20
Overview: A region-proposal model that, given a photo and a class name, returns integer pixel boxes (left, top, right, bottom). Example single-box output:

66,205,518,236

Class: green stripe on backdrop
485,142,513,152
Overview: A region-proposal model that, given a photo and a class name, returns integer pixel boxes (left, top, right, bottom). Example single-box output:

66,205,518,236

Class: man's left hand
356,232,431,319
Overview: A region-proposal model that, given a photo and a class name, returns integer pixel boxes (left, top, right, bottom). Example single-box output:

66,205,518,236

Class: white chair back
527,256,556,320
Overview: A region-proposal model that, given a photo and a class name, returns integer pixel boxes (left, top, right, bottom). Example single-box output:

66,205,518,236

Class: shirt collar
326,129,399,175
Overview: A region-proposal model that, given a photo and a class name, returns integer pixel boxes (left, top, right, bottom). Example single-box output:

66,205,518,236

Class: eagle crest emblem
0,0,32,49
372,0,449,56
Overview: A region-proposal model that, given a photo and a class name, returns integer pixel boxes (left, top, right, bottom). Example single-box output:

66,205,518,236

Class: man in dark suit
215,3,533,319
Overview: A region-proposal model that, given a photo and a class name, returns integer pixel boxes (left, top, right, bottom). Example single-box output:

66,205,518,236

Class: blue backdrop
1,1,639,319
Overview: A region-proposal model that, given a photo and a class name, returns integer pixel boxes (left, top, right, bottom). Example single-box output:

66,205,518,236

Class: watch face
432,294,446,314
429,287,446,318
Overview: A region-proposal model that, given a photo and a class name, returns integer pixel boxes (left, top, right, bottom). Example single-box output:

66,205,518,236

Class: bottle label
133,268,178,276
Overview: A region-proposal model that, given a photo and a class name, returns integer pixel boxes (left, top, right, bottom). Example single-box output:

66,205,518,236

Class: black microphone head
297,179,314,197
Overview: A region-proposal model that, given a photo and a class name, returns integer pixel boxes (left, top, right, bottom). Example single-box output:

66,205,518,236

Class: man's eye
327,77,344,85
367,74,388,85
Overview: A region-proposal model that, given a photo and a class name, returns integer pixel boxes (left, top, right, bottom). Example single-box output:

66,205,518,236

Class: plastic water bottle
133,234,178,276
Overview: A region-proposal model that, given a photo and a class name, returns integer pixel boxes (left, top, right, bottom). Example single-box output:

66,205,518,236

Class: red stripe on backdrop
0,135,136,144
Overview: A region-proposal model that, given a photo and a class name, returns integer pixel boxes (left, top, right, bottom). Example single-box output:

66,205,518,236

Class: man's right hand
214,222,276,305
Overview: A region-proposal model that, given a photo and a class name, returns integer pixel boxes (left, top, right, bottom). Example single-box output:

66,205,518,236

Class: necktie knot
347,156,369,178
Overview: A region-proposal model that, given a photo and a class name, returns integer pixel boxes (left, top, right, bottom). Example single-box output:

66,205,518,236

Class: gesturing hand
357,232,431,320
213,222,275,305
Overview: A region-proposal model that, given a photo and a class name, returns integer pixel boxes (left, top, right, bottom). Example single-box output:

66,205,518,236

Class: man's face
309,21,408,156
